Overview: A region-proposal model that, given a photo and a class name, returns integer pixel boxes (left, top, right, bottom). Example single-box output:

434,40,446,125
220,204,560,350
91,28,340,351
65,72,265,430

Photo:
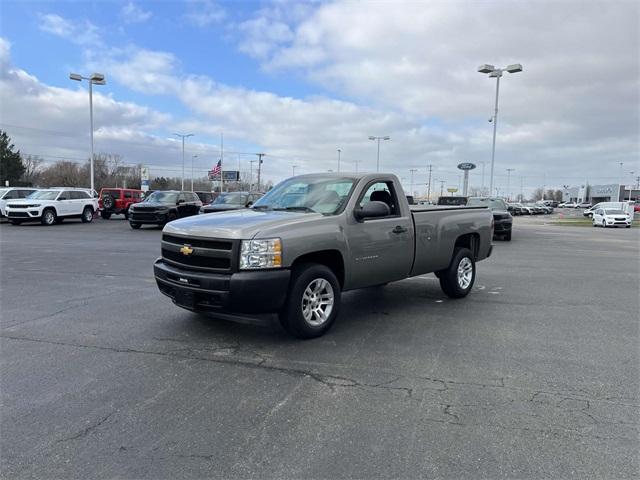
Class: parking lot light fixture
69,72,106,193
173,133,194,190
368,136,391,172
477,63,523,195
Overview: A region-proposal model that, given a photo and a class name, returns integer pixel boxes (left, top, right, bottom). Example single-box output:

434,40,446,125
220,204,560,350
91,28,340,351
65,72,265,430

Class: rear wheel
439,248,476,299
81,207,93,223
41,208,56,226
279,264,341,339
129,222,141,229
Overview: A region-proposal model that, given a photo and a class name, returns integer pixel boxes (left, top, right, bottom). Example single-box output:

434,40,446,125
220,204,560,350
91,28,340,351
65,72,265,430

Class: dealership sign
457,162,476,170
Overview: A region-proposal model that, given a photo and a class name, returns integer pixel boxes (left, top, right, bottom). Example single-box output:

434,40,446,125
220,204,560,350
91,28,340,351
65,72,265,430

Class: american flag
211,160,222,176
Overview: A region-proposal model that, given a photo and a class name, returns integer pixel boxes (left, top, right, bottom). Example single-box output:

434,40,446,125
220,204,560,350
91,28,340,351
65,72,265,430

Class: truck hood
163,209,324,239
131,201,171,209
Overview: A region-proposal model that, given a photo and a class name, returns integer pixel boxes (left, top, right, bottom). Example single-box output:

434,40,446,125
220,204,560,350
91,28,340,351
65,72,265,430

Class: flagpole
220,133,224,193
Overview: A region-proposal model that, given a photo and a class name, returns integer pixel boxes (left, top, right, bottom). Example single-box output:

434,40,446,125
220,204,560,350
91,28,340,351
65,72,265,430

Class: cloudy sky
0,0,638,196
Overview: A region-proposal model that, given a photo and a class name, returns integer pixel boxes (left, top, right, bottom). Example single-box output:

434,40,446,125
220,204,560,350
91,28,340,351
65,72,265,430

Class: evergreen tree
0,130,24,186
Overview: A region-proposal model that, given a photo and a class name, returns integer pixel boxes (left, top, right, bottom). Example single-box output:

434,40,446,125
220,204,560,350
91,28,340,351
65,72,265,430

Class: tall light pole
191,155,198,191
173,133,194,190
619,162,624,186
292,165,298,176
506,168,515,201
477,63,523,195
479,160,486,195
368,135,390,172
409,168,417,197
249,160,257,191
426,164,433,201
354,158,360,173
439,180,445,198
337,148,341,172
69,72,106,193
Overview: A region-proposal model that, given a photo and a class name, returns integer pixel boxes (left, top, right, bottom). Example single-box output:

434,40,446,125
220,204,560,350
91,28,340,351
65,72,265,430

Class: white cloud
184,0,225,28
38,13,101,46
121,2,152,24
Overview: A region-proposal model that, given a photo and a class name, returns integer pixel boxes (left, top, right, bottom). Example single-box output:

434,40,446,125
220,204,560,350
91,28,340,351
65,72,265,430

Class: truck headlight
240,238,282,269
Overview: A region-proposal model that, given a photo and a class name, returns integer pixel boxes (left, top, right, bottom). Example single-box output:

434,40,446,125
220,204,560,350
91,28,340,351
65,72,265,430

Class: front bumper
6,208,43,220
154,259,291,314
129,210,169,224
493,219,512,233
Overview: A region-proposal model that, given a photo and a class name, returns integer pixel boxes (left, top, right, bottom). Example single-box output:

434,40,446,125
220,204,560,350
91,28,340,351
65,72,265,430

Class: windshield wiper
252,204,272,210
273,206,316,213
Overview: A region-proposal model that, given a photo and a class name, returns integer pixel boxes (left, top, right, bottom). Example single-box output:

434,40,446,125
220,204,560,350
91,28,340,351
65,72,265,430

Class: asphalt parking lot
1,214,638,479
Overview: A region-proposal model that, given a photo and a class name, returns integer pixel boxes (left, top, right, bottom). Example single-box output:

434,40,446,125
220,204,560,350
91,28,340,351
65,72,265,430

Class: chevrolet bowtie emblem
180,245,194,256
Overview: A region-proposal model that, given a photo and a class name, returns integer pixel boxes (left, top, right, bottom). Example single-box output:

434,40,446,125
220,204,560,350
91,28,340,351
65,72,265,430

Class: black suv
128,191,202,229
201,191,263,213
467,197,513,241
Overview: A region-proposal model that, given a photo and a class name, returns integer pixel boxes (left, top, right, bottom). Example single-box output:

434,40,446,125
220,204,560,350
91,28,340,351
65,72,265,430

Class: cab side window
178,193,186,203
58,191,72,200
359,181,400,216
124,191,132,199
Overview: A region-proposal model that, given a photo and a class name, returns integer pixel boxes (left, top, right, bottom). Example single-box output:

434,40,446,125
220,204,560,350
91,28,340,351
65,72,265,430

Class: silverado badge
180,245,194,256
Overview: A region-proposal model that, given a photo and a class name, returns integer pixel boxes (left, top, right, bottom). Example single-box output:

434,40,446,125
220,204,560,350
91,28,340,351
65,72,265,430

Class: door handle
392,226,408,234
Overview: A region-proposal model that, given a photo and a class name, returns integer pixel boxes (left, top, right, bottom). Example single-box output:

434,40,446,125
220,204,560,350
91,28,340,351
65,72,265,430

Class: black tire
101,211,112,220
102,194,114,210
504,230,512,241
41,208,56,226
439,247,476,299
626,225,631,228
129,222,142,229
81,207,93,223
279,264,341,339
9,219,22,225
124,210,129,220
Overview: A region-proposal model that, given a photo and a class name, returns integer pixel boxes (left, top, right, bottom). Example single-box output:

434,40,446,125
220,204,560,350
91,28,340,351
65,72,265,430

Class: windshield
27,190,60,200
213,193,247,205
0,189,7,198
253,176,355,214
144,191,178,203
605,209,624,215
467,198,507,210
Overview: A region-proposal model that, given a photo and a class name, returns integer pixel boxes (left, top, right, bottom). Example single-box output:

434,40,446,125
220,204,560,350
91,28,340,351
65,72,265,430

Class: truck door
347,180,414,288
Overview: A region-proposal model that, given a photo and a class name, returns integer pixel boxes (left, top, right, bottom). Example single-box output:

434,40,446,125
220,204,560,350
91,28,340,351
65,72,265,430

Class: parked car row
507,203,554,215
2,186,260,228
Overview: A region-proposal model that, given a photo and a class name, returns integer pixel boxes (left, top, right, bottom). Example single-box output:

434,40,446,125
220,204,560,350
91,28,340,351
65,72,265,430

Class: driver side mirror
177,199,185,205
354,201,391,221
246,202,253,207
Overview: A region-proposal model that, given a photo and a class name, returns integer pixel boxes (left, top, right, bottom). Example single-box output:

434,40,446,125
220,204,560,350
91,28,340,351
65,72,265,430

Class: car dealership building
563,184,639,203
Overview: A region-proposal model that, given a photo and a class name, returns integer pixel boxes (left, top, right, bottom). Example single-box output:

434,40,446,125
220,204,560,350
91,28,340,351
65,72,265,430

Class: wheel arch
291,250,345,288
454,232,480,259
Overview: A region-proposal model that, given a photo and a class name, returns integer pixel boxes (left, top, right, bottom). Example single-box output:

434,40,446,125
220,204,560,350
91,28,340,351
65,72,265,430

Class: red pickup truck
99,188,144,219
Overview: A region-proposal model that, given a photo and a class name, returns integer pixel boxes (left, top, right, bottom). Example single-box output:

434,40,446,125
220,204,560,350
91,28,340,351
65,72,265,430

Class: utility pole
173,133,194,191
354,158,360,173
337,149,341,172
191,155,198,191
249,160,257,191
409,169,417,197
292,165,298,176
439,180,445,198
480,160,486,195
426,164,433,201
506,168,514,201
220,133,224,193
256,153,265,191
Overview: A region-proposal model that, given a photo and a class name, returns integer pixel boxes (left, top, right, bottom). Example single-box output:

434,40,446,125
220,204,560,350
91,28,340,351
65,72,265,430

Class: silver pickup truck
154,173,494,338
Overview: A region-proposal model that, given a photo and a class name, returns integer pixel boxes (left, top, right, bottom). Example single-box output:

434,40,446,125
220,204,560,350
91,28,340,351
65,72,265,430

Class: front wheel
504,231,512,241
129,222,141,229
439,248,476,299
279,264,341,339
9,219,22,225
81,207,93,223
41,209,56,226
602,220,606,228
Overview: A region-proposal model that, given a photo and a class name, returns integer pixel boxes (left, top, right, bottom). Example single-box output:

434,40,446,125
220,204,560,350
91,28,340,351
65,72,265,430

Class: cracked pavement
1,217,638,478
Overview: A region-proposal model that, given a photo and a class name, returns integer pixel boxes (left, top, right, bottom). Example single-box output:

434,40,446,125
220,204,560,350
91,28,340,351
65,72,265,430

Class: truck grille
133,206,158,212
8,211,29,218
161,234,238,273
131,212,160,221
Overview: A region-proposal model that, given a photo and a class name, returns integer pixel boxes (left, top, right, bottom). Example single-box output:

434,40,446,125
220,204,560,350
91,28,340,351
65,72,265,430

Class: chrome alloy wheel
301,278,334,327
457,257,473,290
43,210,55,225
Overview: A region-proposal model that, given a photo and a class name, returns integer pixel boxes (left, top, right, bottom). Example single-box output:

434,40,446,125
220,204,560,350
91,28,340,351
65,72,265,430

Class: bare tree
21,155,43,186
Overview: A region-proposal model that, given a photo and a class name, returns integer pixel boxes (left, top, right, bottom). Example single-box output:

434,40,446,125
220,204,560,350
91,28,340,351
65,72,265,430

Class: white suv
5,188,99,225
0,187,38,218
